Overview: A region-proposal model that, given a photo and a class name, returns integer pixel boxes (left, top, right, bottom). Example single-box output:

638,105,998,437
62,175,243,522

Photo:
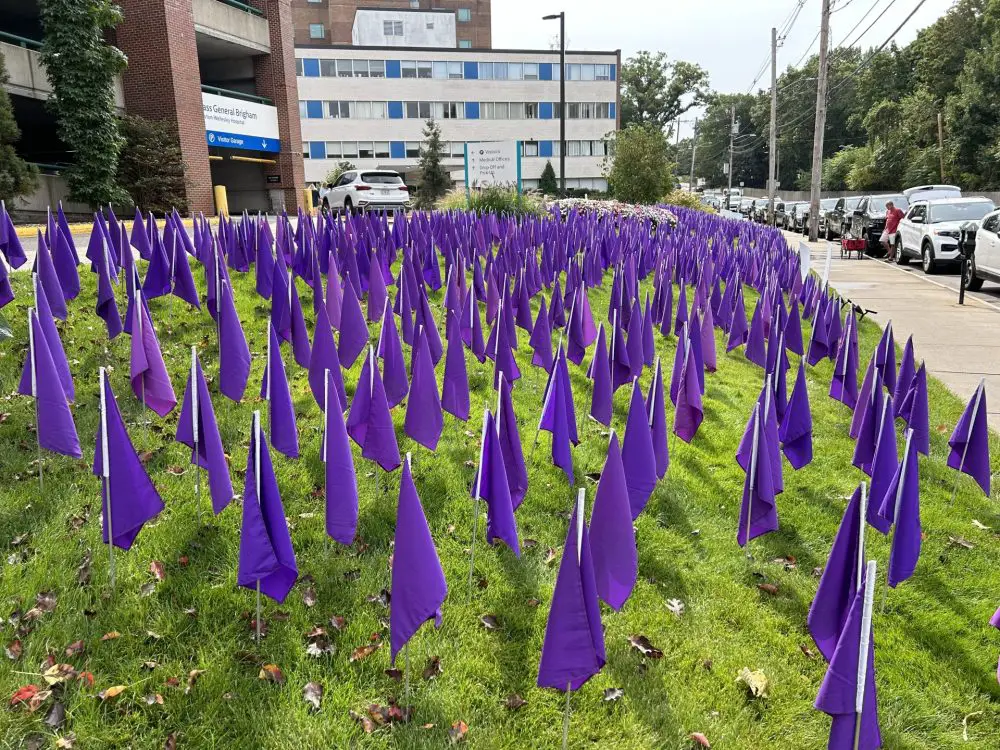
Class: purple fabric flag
659,281,673,338
238,414,298,603
539,346,577,483
726,289,748,352
625,298,645,379
472,410,520,555
898,363,929,456
669,323,687,406
90,224,123,340
852,373,885,476
94,369,164,549
492,297,521,389
874,322,897,393
30,273,73,401
347,349,402,471
0,250,13,310
288,275,312,369
257,240,275,300
34,231,68,320
701,301,717,373
143,228,172,299
642,293,655,366
260,324,298,459
868,399,898,535
673,339,704,443
779,361,813,470
809,484,866,662
218,279,251,402
647,357,669,478
589,433,637,611
850,356,877,440
18,309,81,458
785,299,804,356
378,300,409,408
442,310,471,421
497,373,528,509
948,380,990,496
610,311,632,392
1,200,27,269
338,275,368,369
170,234,201,309
622,379,658,520
529,297,554,372
814,567,882,750
885,430,921,588
806,297,831,366
390,455,447,664
176,350,234,514
893,335,916,410
674,283,688,335
308,301,346,413
589,324,613,426
736,404,778,547
129,291,177,417
130,208,151,261
461,287,487,363
368,254,388,323
323,370,358,545
745,300,767,368
405,326,444,450
537,499,606,691
830,308,859,410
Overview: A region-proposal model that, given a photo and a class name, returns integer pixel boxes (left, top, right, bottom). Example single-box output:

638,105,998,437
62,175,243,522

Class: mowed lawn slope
0,251,998,750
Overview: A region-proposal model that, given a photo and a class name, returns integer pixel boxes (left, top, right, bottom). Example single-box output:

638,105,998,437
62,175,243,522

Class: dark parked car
849,194,909,255
814,198,839,235
773,200,789,227
824,196,863,240
787,202,810,232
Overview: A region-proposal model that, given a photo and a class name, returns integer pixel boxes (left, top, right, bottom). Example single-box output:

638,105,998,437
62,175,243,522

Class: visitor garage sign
203,92,280,154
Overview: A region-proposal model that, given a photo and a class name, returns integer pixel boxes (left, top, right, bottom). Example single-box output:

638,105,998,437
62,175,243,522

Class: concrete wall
1,41,124,107
10,174,90,222
192,0,271,53
352,9,456,48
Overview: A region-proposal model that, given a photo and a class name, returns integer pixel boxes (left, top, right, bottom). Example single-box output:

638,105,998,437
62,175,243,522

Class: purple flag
238,413,298,603
90,224,123,340
893,335,915,410
368,255,388,322
745,300,766,368
1,200,27,269
874,322,897,393
472,410,520,555
589,433,637,611
176,349,234,514
622,378,658,520
830,308,859,410
347,348,402,471
169,234,201,309
948,380,990,496
18,309,81,458
537,496,606,691
539,346,578,483
589,324,613,426
884,430,921,588
129,291,176,417
338,275,368,369
442,309,471,421
700,301,717,373
529,297,554,372
497,373,528,509
850,356,877,440
218,279,251,402
492,302,521,389
288,275,312,368
377,300,409,408
779,362,813,470
30,273,73,401
34,231,67,320
260,324,298,459
461,287,486,363
405,327,444,451
647,357,669,478
390,455,447,664
852,373,885,476
308,302,346,413
726,289,748,352
324,370,358,545
736,404,778,547
898,363,929,456
868,398,898,535
784,299,803,355
673,339,704,443
94,369,164,549
809,485,866,661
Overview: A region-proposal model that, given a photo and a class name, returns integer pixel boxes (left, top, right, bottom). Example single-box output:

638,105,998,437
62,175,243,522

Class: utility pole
689,118,698,192
808,0,831,242
727,105,736,204
937,112,946,181
543,13,566,195
768,26,778,226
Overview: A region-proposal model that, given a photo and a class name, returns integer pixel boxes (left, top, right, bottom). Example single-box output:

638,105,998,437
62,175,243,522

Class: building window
433,61,463,80
580,64,596,81
451,142,465,158
525,102,538,119
303,142,310,159
401,61,417,78
320,59,336,77
405,142,420,158
369,59,385,78
509,102,524,120
353,60,370,78
523,141,539,157
592,140,607,157
595,64,611,81
523,63,538,81
417,61,432,78
342,142,359,158
458,40,472,49
426,21,434,29
410,0,419,6
568,141,581,156
596,102,610,119
326,142,343,159
307,0,323,3
566,63,581,80
457,8,471,21
442,101,464,119
508,63,522,80
358,142,374,159
309,24,325,39
375,141,390,159
384,20,404,36
567,103,580,119
353,101,372,119
295,58,304,76
298,101,308,118
371,101,388,119
337,60,353,78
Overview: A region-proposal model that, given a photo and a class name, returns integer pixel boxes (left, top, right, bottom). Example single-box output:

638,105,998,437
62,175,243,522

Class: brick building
1,0,306,216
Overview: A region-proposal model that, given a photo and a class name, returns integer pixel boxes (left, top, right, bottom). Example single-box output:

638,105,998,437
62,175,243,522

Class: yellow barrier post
302,187,314,215
213,185,229,217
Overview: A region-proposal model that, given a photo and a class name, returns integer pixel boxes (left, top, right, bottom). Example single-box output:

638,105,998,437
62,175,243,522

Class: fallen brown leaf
97,685,126,701
144,693,164,705
10,684,39,707
480,614,500,631
627,634,664,659
736,667,769,699
149,560,166,581
800,645,816,660
504,693,527,710
302,586,318,607
758,583,779,596
258,664,285,684
350,709,375,733
44,701,66,729
350,642,381,662
6,640,22,661
55,734,76,749
302,681,323,712
449,720,469,743
422,655,443,679
689,731,711,748
185,669,204,694
101,631,121,641
35,592,57,613
64,641,84,657
42,664,76,685
329,615,347,631
603,687,624,702
384,668,403,681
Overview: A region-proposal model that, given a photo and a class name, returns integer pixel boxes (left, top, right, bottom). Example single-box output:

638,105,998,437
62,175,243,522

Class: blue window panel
464,61,479,80
303,58,320,77
610,64,617,81
388,101,404,119
539,101,553,120
390,141,406,159
539,63,552,81
609,102,616,119
309,141,326,160
306,100,323,119
539,140,553,158
465,101,480,119
386,60,402,78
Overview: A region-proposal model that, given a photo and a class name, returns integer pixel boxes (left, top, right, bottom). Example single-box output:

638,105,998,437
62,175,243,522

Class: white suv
894,197,995,274
319,170,411,215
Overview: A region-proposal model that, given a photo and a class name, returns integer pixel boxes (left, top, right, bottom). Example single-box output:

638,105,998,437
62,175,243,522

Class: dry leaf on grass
302,681,323,712
149,560,166,580
627,634,664,659
666,598,685,617
98,685,126,701
689,731,711,747
449,720,469,743
258,664,285,684
504,693,527,710
101,631,121,641
736,667,769,699
758,583,779,596
603,688,624,702
350,642,381,662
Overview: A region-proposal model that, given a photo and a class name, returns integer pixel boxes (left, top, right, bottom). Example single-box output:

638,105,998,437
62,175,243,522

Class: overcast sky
493,0,957,138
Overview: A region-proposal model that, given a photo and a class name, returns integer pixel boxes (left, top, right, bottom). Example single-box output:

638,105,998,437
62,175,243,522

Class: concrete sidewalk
783,230,1000,430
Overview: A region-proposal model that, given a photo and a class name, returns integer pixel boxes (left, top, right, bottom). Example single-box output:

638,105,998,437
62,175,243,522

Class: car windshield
844,198,862,210
870,196,908,212
929,201,995,223
361,172,403,185
821,199,838,209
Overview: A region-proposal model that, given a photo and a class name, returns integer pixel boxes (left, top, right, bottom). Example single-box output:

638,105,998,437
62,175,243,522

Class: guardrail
0,30,43,50
214,0,264,18
200,84,272,106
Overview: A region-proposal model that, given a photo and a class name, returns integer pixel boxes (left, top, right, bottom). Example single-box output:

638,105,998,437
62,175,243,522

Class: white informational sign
465,141,521,189
798,241,812,282
202,92,280,153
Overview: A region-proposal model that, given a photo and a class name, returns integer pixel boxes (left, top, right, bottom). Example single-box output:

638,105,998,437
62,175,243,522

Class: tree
414,119,450,208
605,124,673,204
690,93,768,189
116,115,188,214
39,0,127,208
620,51,710,131
538,160,558,194
323,161,356,186
0,53,38,206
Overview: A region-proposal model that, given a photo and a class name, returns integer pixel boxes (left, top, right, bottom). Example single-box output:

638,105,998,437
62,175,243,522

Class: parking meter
958,220,979,305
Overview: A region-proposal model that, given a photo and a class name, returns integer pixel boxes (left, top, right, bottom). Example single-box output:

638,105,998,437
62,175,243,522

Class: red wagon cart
840,237,866,260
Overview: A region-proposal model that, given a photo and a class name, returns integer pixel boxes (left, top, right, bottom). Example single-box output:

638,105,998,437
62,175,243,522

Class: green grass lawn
1,259,999,749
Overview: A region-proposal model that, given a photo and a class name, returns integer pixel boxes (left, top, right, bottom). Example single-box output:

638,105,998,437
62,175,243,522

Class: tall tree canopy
620,51,710,131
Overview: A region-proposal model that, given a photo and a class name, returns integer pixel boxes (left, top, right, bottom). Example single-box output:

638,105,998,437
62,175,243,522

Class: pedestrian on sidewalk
882,201,905,261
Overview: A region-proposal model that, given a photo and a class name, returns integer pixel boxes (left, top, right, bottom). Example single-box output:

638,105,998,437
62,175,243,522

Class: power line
842,0,900,48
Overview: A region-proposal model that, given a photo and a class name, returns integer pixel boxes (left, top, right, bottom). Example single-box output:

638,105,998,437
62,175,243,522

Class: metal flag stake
253,409,262,645
99,367,114,592
190,346,202,525
853,559,877,750
468,411,489,597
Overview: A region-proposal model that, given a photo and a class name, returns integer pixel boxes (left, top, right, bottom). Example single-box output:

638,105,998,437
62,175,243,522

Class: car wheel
344,197,356,216
894,237,908,265
825,225,831,241
921,241,937,274
965,256,985,291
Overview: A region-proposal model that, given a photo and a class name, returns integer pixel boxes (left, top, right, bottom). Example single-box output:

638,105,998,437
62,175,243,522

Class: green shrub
538,160,558,195
435,186,543,217
116,115,188,214
661,188,714,213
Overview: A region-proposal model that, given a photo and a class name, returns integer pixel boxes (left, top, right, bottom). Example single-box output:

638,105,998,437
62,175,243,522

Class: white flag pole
191,346,202,525
253,409,263,644
745,402,761,560
883,428,914,612
99,367,114,590
649,356,661,429
857,483,867,595
323,369,331,552
27,307,41,491
951,378,985,505
468,408,490,595
168,231,177,321
854,559,878,750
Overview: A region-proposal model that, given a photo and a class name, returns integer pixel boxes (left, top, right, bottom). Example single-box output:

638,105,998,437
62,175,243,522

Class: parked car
739,198,755,217
787,202,809,232
319,170,411,214
726,190,743,210
894,197,996,273
964,209,1000,290
815,198,840,236
902,184,962,203
773,200,789,227
848,193,909,254
824,196,863,240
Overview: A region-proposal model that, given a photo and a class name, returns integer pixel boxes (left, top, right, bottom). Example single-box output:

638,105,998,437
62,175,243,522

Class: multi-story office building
2,0,305,216
296,44,621,192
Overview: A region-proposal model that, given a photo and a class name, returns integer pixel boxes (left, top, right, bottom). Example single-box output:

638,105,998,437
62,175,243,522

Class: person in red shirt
882,201,905,261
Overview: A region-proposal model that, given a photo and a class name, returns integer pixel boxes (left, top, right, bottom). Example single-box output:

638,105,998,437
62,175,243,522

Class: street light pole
543,13,566,195
727,105,735,203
